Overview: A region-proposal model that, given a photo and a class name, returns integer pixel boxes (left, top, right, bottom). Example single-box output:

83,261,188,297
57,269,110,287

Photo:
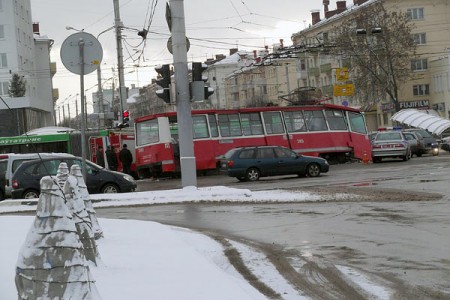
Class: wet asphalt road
97,153,450,298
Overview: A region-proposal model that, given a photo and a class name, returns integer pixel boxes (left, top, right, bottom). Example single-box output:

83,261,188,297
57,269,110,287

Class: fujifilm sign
399,100,429,109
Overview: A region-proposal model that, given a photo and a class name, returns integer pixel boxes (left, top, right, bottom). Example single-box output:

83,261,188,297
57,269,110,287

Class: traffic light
117,110,130,129
123,110,130,123
190,62,214,101
192,62,207,81
155,64,171,104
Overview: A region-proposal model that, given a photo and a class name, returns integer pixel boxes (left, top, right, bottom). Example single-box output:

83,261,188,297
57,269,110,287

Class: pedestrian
96,146,105,167
119,144,133,175
105,146,118,171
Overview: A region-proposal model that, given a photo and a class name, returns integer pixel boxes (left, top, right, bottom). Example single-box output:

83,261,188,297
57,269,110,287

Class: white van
0,153,74,198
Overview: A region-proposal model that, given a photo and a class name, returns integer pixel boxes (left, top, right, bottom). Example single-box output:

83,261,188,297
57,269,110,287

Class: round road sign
60,32,103,75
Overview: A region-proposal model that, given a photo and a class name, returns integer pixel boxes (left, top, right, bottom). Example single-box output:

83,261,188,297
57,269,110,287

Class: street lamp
65,26,83,32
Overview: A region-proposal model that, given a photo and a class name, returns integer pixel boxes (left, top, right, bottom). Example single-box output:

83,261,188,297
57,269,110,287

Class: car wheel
306,163,321,177
0,191,4,201
23,189,39,199
246,168,260,181
101,183,120,193
236,177,247,182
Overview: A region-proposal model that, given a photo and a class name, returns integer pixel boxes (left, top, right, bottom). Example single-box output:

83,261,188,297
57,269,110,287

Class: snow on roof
127,93,140,104
23,126,77,136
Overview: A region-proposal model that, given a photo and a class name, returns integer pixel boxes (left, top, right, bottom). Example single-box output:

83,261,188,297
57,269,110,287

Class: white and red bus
134,104,372,178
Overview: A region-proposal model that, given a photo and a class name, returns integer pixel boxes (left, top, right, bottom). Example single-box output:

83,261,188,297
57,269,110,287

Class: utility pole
97,66,104,128
113,0,127,123
170,0,197,187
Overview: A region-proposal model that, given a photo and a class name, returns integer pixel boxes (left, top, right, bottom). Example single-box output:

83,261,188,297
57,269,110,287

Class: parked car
403,128,439,156
220,146,329,181
441,136,450,152
372,131,411,163
403,131,425,157
0,153,74,198
11,156,137,199
0,159,6,200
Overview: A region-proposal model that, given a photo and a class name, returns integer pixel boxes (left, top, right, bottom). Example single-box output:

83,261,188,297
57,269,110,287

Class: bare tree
331,0,416,111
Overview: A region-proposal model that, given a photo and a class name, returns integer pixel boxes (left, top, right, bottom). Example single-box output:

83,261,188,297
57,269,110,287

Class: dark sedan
220,146,329,181
11,156,137,199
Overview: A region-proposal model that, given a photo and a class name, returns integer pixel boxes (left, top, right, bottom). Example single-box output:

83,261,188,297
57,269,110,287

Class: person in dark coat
119,144,133,175
96,146,105,167
105,146,118,171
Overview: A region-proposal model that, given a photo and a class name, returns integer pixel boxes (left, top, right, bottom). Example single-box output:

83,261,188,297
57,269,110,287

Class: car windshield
376,132,402,141
414,129,433,138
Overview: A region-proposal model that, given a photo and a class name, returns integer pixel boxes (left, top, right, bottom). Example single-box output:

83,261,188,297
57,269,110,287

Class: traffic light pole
170,0,197,187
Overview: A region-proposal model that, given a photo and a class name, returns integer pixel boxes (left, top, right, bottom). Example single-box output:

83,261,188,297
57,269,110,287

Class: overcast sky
30,0,324,115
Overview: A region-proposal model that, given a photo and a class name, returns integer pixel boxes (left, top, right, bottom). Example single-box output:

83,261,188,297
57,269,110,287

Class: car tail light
393,143,405,148
12,179,19,189
0,155,8,159
227,160,234,168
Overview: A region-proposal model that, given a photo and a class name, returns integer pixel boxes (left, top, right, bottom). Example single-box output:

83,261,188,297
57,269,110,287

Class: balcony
52,88,59,102
50,62,57,77
321,85,333,97
308,67,320,77
320,63,332,74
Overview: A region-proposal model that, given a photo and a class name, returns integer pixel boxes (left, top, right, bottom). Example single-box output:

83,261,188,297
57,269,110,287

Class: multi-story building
0,0,57,136
291,0,450,130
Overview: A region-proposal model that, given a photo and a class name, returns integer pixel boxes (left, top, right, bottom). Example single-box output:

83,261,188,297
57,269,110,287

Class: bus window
325,110,347,130
218,114,242,137
241,113,263,136
136,119,159,146
208,115,219,137
348,112,367,134
284,111,307,133
263,112,285,134
193,115,209,139
304,110,328,131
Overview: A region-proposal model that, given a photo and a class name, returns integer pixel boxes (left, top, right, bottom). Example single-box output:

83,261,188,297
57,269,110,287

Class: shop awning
391,109,450,136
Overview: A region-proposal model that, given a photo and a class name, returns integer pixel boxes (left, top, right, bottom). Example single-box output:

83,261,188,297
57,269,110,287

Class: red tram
133,104,372,178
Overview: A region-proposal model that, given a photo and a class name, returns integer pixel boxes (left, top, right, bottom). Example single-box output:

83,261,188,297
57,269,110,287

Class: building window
413,84,429,96
411,59,427,71
407,8,424,20
0,25,4,39
0,53,7,68
0,82,9,95
412,33,426,45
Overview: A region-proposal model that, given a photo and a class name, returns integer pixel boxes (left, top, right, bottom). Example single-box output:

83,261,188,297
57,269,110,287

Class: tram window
193,115,209,139
241,113,263,135
218,114,242,137
136,119,159,146
208,115,219,137
304,110,328,131
348,112,367,134
284,111,307,132
263,112,285,134
325,110,347,130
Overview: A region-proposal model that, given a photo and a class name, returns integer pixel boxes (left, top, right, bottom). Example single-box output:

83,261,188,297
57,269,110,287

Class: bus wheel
23,189,39,199
306,163,321,177
101,183,120,193
246,168,260,181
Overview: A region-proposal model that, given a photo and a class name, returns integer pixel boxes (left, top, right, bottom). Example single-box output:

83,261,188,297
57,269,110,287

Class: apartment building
291,0,450,130
0,0,56,136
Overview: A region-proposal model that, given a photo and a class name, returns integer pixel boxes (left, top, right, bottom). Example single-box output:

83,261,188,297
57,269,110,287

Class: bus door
261,111,290,148
347,111,372,160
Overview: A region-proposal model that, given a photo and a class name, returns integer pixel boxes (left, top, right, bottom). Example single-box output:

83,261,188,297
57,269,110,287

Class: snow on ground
0,186,390,299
